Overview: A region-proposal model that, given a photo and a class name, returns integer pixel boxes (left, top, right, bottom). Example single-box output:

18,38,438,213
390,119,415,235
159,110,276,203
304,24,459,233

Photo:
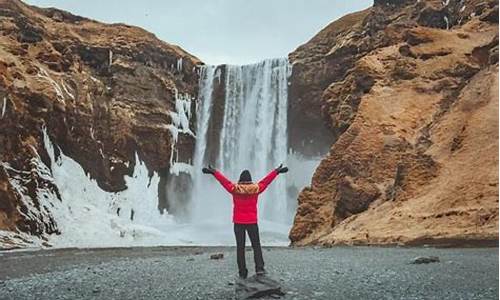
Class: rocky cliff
0,0,200,246
289,0,499,246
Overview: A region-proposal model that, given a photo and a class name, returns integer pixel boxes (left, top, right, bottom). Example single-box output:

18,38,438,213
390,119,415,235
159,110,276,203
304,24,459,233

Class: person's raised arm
203,165,235,194
258,164,288,194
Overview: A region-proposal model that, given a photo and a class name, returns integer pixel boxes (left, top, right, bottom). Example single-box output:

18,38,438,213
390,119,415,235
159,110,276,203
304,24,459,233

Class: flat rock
210,253,223,260
411,256,440,264
235,275,285,299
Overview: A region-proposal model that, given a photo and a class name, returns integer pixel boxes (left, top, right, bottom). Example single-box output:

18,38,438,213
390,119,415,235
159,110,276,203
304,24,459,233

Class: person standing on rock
202,164,289,279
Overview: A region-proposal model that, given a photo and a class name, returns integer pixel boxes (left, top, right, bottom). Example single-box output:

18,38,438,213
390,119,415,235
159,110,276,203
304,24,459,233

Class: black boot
239,269,248,279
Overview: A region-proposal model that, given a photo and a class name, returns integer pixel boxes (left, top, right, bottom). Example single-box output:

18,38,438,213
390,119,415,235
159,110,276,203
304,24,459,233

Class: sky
25,0,372,65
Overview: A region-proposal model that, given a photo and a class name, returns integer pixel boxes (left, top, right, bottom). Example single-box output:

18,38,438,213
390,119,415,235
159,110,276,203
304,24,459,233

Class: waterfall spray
191,58,292,225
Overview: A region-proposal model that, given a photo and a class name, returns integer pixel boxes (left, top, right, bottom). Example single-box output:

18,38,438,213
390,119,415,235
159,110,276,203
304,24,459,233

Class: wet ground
0,246,498,299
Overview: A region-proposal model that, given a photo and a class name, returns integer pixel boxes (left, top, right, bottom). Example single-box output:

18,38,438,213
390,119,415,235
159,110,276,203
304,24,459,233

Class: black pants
234,223,264,277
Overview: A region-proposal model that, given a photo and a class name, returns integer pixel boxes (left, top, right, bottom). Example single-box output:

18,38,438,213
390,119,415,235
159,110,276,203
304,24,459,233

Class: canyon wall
0,0,200,246
289,0,499,246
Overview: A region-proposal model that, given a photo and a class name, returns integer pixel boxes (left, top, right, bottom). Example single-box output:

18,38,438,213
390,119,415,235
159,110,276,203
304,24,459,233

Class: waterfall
191,58,292,228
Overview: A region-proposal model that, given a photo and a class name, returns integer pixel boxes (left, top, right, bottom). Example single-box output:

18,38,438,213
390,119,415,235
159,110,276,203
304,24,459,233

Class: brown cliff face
288,9,370,157
289,0,499,246
0,0,200,241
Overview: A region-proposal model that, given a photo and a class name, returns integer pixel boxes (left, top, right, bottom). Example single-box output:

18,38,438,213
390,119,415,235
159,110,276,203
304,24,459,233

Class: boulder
411,256,440,264
210,253,224,260
235,275,285,299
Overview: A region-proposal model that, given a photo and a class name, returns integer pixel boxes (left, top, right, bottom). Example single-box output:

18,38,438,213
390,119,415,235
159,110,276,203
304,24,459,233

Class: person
202,164,289,279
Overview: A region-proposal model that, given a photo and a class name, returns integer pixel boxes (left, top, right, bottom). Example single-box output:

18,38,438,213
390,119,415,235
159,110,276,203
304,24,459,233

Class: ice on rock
1,97,6,118
98,148,105,158
90,126,95,140
183,98,192,119
166,124,179,144
166,88,196,172
171,89,194,136
61,80,75,100
37,68,65,103
170,162,193,176
214,67,222,84
176,57,183,71
0,127,193,248
0,229,46,249
0,151,61,249
169,112,181,128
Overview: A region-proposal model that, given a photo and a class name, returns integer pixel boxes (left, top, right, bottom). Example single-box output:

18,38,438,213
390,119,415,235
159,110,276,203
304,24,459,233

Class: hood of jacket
233,183,260,195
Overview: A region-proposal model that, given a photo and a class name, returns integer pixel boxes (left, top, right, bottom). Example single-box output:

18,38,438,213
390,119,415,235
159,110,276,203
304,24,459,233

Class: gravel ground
0,246,498,300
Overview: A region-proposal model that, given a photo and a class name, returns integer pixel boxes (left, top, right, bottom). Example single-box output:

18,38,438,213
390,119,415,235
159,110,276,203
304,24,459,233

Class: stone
235,275,285,299
411,256,440,264
210,253,223,260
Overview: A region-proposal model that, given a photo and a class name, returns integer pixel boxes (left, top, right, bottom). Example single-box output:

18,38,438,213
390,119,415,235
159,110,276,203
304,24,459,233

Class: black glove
202,165,215,175
275,164,288,174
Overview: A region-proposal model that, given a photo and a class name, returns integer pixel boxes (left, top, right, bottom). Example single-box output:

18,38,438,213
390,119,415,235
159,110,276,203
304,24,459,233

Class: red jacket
213,170,279,224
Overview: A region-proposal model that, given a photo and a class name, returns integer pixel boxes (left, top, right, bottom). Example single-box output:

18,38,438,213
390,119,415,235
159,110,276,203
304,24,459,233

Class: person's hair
238,170,252,183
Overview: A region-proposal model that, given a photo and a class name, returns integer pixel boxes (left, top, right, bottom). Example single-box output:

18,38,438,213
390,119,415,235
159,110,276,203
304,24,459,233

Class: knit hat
238,170,252,183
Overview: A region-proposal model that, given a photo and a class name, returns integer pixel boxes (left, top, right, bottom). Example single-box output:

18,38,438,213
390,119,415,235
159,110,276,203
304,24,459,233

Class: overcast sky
25,0,372,65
